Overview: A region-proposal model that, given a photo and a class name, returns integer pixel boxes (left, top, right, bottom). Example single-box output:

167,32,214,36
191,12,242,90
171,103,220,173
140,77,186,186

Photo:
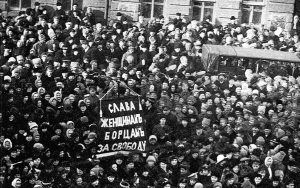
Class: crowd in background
0,1,300,188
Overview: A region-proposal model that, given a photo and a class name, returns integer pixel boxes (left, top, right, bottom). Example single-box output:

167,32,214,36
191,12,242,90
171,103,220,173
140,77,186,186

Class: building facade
0,0,296,31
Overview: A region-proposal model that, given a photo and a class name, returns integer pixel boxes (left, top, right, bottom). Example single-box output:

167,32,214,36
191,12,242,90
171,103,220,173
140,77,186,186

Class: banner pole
100,86,114,101
123,84,140,97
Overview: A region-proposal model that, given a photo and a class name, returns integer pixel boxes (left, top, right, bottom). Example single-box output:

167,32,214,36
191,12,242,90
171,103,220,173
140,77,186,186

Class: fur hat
211,170,221,179
146,155,156,163
88,132,97,139
3,138,12,149
225,173,234,180
276,128,285,139
28,121,38,130
11,178,21,187
272,151,286,162
33,143,44,151
213,182,222,188
216,154,227,164
240,145,249,156
149,135,157,141
80,116,89,123
240,165,254,178
249,144,257,153
234,137,243,147
256,136,265,146
89,175,99,183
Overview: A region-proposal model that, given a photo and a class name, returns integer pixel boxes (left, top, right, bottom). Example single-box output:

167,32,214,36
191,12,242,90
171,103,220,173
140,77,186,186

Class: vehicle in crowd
201,44,300,77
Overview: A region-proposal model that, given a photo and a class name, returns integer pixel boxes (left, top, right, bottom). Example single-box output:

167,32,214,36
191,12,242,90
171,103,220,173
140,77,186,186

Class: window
62,0,73,10
9,0,31,10
61,0,82,10
242,0,264,25
192,1,214,22
243,0,263,2
142,0,164,19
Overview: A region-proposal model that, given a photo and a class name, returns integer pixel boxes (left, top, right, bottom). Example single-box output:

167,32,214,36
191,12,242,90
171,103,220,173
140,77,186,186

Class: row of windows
8,0,75,11
6,0,265,25
143,0,265,25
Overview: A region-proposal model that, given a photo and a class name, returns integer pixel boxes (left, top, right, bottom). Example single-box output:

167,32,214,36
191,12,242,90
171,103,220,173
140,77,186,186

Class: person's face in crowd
55,90,62,99
37,100,43,108
50,98,57,106
8,30,14,37
32,93,39,100
271,180,280,187
55,128,62,135
14,179,22,188
160,117,166,125
258,34,265,42
223,88,230,96
41,19,47,26
264,128,271,136
160,161,167,169
80,104,87,112
294,137,300,147
254,176,262,185
225,103,231,111
271,115,278,123
249,115,257,125
202,118,211,127
66,22,72,29
115,158,123,165
246,100,253,107
227,177,235,185
216,107,222,115
4,48,11,56
267,109,274,117
293,35,299,43
142,170,149,177
162,82,169,90
277,103,283,111
182,119,188,127
145,100,152,108
126,162,134,169
232,165,239,174
199,93,206,101
76,177,83,185
26,134,33,142
206,98,213,106
1,21,6,28
33,157,41,166
230,95,237,104
76,168,83,175
175,105,181,113
252,126,259,134
91,178,99,186
179,182,187,188
211,176,218,183
200,107,207,115
252,162,260,172
193,91,200,98
111,163,118,171
72,4,78,10
36,79,42,88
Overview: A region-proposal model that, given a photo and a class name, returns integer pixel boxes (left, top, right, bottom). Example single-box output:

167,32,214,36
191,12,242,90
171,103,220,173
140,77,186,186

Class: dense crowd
0,1,300,188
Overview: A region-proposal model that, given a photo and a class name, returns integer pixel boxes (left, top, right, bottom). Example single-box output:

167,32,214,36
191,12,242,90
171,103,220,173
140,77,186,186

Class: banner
97,96,147,157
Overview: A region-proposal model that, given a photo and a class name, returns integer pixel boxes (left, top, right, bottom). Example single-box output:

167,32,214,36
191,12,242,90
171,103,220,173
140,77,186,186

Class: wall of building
214,0,242,25
1,0,297,31
266,0,295,31
110,0,140,21
32,0,106,23
164,0,192,19
0,0,6,11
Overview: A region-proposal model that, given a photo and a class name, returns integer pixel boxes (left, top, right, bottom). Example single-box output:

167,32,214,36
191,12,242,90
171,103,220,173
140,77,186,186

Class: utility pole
0,69,3,135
